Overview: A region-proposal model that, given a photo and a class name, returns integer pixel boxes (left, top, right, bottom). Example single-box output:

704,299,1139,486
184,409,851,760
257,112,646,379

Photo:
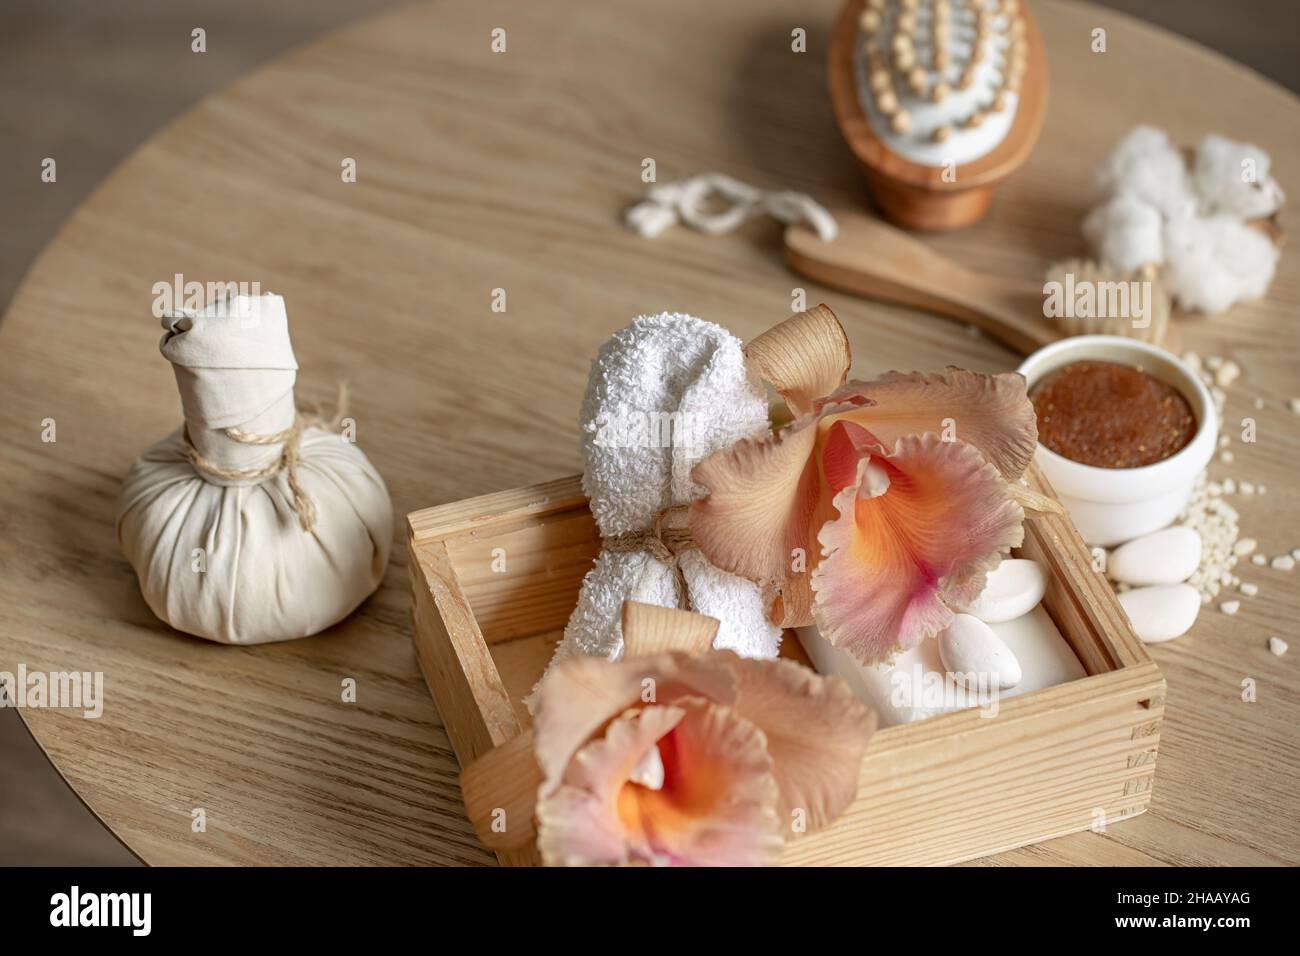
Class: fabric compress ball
117,294,392,644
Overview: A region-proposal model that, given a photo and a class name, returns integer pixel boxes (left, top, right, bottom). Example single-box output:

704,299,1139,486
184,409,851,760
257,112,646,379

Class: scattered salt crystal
1219,572,1233,586
1241,482,1256,495
1182,351,1202,372
1218,435,1230,449
1252,554,1267,566
1205,355,1224,371
1240,582,1259,596
1272,555,1296,571
1220,600,1240,615
1290,398,1300,414
1269,636,1288,656
1223,479,1237,494
1292,548,1300,560
1253,397,1265,410
1219,450,1234,463
1234,538,1257,556
1215,361,1241,387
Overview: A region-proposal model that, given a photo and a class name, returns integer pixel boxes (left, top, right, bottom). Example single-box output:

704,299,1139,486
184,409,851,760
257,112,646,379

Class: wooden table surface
2,0,1297,866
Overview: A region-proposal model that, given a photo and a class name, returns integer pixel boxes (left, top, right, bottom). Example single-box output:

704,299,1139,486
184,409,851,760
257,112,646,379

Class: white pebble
1269,636,1288,656
1240,582,1259,596
1108,526,1202,586
1118,584,1201,644
953,558,1047,624
938,614,1023,689
1220,600,1240,615
1234,538,1257,556
1272,555,1296,571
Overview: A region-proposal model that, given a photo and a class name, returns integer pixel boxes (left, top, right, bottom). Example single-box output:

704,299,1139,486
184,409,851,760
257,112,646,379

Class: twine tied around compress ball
182,383,351,532
602,505,696,610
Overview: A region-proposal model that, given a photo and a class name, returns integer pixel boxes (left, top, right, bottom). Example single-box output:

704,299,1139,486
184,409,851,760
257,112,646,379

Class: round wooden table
2,0,1297,865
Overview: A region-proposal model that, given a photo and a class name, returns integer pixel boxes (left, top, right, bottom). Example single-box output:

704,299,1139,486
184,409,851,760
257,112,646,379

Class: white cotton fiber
1193,134,1286,219
1162,212,1280,314
1083,194,1165,272
1084,124,1283,314
1095,125,1196,218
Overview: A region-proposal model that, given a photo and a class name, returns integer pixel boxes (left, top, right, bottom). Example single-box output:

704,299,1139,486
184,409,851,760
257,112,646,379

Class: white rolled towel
543,312,783,681
117,294,392,644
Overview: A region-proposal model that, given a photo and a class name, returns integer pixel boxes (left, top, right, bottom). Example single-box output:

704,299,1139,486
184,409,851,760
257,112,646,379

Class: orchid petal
689,417,827,624
536,705,685,866
812,433,1025,665
819,369,1038,481
537,699,783,867
532,653,738,798
744,305,852,416
730,658,875,831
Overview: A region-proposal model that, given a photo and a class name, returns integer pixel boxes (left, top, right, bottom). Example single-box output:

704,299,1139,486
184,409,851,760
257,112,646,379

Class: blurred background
1,0,1296,865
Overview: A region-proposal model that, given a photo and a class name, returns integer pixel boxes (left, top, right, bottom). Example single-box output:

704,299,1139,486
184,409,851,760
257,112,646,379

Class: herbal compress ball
117,294,392,644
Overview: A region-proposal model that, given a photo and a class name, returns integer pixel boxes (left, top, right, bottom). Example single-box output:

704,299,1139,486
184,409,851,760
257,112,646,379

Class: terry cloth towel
116,294,392,644
543,312,783,681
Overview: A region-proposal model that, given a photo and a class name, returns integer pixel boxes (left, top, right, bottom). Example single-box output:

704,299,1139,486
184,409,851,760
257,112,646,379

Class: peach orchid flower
688,306,1047,666
458,601,874,867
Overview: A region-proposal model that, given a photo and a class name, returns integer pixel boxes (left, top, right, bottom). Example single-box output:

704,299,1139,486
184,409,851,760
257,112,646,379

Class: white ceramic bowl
1017,336,1217,547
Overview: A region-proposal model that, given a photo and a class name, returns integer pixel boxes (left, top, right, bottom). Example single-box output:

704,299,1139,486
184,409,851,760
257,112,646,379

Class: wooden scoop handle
784,210,1058,356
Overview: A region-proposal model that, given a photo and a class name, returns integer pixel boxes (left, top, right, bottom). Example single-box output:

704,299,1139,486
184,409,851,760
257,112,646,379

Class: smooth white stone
938,614,1023,690
954,558,1047,623
1108,526,1202,586
1118,584,1201,643
796,605,1086,727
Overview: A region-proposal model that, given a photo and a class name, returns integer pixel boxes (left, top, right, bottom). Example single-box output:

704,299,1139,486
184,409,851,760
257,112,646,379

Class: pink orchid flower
688,306,1042,666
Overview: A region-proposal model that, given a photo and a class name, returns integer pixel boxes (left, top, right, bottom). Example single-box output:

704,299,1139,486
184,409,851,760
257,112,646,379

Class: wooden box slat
407,464,1164,866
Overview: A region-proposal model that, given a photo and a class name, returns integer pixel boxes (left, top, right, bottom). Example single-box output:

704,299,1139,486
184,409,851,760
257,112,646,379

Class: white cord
624,173,839,242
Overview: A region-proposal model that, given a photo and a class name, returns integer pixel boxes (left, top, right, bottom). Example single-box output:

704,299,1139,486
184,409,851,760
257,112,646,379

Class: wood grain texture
1,0,1297,865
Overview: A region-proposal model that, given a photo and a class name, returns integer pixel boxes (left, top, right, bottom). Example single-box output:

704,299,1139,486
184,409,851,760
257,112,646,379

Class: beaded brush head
854,0,1028,166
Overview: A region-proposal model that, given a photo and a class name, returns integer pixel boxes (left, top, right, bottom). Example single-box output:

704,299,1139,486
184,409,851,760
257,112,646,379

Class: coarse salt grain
1219,450,1234,463
1180,472,1243,605
1252,554,1267,566
1240,582,1258,596
1290,398,1300,414
1269,636,1288,656
1272,555,1296,571
1234,538,1257,556
1220,600,1240,615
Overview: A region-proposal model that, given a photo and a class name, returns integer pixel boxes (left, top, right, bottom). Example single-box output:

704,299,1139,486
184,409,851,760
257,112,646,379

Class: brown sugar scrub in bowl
1017,336,1217,548
1030,360,1198,468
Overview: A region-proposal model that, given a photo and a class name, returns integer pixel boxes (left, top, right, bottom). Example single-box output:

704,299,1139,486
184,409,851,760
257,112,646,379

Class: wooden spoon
784,208,1175,355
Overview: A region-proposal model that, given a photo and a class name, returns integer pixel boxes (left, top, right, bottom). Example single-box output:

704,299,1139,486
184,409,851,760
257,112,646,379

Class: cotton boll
1193,134,1286,219
1096,125,1196,217
1162,212,1280,313
1083,194,1165,271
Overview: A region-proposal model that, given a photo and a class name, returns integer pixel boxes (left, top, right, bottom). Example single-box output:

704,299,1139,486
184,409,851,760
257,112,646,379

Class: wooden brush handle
784,212,1059,356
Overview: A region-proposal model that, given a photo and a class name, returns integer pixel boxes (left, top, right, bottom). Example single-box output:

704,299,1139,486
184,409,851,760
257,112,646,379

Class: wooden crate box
407,464,1164,866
